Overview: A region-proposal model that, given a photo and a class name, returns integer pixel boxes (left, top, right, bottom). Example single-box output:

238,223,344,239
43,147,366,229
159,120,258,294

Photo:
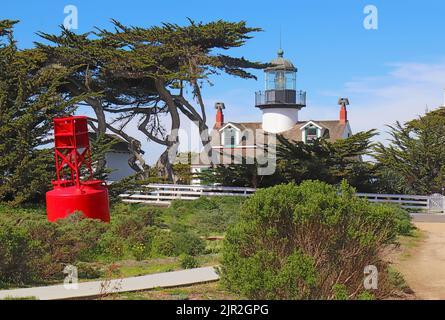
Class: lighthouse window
224,128,237,148
266,71,296,91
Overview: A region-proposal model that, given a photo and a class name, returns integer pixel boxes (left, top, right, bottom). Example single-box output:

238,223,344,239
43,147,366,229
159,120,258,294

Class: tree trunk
86,97,108,173
154,79,181,182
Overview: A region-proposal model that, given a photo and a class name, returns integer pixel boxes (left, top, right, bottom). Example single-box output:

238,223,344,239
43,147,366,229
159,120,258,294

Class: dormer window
306,126,318,143
224,127,237,148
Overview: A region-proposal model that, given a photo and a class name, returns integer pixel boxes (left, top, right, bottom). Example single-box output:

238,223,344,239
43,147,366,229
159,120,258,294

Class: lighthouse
255,49,306,133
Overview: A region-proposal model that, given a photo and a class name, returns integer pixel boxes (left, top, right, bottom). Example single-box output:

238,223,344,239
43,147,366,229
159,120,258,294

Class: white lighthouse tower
255,49,306,133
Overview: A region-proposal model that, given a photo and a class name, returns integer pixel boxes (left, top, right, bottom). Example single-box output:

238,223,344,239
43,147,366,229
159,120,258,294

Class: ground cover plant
0,196,243,288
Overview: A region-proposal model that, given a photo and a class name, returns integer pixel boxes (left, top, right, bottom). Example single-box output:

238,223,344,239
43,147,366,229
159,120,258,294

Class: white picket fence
356,193,432,212
119,184,444,213
119,184,256,206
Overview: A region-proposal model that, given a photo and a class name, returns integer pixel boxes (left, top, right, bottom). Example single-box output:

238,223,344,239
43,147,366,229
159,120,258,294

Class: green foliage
0,198,218,288
374,107,445,194
357,291,375,300
151,229,205,257
130,243,147,261
0,226,34,287
200,131,378,191
276,130,378,192
332,284,349,300
150,231,176,257
220,181,413,300
198,160,278,188
166,196,247,236
171,229,206,256
388,267,411,293
36,19,266,181
0,203,159,286
180,254,200,269
173,152,195,184
76,262,103,279
0,20,84,205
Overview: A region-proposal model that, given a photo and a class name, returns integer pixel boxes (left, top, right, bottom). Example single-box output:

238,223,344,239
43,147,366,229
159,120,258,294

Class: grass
388,267,412,294
115,259,180,278
75,254,221,281
101,282,241,300
0,296,38,300
397,228,425,261
159,196,246,236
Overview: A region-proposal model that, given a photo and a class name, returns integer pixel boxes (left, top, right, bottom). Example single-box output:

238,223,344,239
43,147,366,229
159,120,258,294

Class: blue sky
3,0,445,163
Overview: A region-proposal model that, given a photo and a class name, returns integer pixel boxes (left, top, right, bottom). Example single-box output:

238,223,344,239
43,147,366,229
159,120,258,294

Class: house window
306,126,318,143
224,128,237,147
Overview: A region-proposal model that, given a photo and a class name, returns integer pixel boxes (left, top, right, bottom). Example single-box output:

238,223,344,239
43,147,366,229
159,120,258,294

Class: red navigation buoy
46,116,110,222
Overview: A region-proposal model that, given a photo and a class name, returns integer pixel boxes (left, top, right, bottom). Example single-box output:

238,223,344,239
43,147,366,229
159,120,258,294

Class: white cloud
317,60,445,143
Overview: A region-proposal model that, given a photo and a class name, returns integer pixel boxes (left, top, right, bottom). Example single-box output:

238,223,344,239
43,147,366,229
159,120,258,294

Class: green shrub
180,254,200,269
171,231,206,256
55,213,108,261
332,284,349,300
77,262,103,279
98,232,125,260
220,181,413,300
0,198,232,287
0,226,34,287
151,231,176,257
151,230,205,257
130,243,147,261
388,267,411,293
167,197,245,235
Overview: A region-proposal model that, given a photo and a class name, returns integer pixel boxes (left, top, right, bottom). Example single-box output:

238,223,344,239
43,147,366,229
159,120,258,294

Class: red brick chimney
338,98,349,123
215,102,225,129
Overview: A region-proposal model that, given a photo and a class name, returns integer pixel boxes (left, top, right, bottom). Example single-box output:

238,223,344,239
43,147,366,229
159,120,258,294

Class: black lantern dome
255,49,306,109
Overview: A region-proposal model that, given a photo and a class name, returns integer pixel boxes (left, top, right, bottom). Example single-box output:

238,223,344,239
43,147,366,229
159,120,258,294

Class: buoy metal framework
45,116,110,222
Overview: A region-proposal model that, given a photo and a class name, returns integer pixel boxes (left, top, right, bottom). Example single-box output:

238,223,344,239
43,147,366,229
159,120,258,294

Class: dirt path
395,222,445,300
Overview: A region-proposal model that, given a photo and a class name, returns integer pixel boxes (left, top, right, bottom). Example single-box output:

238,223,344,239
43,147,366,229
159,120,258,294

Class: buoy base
46,180,110,223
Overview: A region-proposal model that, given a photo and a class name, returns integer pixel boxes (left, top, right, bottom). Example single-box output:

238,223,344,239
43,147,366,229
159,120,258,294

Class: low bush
130,243,147,261
151,229,206,257
166,196,245,235
0,197,236,287
220,180,413,300
76,262,103,279
180,254,200,269
0,203,163,286
0,226,35,287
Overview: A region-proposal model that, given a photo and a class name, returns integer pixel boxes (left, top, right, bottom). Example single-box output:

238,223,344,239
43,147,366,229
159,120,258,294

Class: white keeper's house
190,49,353,183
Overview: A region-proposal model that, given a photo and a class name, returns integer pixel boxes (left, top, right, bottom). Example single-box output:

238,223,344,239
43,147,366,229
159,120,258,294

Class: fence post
442,195,445,213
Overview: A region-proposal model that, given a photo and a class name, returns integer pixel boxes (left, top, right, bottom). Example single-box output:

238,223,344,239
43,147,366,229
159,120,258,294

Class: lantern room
255,49,307,133
265,49,297,91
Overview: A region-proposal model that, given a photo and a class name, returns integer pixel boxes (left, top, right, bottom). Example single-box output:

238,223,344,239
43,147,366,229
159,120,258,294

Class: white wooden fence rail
119,184,256,206
356,193,431,211
119,184,444,213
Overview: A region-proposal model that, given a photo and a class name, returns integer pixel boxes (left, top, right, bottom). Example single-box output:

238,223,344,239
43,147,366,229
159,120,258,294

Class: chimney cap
338,98,350,106
215,102,225,110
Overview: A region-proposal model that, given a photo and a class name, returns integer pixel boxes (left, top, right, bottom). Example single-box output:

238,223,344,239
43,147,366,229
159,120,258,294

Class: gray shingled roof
215,120,348,143
192,120,349,166
281,120,348,143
